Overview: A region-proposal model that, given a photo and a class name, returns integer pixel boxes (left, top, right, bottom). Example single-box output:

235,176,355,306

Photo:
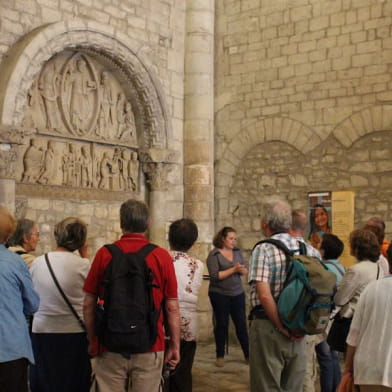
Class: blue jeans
208,291,249,359
315,340,341,392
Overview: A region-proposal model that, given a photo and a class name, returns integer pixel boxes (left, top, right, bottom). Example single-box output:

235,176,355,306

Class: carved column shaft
184,0,215,258
140,149,177,246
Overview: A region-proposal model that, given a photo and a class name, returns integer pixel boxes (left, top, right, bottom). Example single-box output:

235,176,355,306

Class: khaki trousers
91,351,164,392
249,319,306,392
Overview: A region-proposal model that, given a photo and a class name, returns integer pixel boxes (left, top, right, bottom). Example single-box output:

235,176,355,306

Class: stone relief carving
0,147,17,179
21,138,44,183
64,57,98,136
18,137,140,193
0,126,30,180
23,51,137,147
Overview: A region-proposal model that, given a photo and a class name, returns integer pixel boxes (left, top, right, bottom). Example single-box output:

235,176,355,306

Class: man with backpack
289,210,322,392
248,198,318,392
83,199,180,392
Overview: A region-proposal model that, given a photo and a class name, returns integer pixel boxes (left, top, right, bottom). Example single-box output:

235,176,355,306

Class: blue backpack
255,239,337,335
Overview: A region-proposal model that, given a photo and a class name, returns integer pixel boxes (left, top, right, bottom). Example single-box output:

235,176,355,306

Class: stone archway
332,105,392,147
0,20,170,149
215,116,322,225
0,20,177,246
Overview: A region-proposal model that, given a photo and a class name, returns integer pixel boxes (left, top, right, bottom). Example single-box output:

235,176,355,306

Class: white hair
261,197,292,232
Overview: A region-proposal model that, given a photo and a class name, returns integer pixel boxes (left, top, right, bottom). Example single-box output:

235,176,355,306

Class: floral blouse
169,250,204,341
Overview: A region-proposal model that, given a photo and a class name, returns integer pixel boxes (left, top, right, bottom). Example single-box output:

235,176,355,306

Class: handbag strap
44,253,86,331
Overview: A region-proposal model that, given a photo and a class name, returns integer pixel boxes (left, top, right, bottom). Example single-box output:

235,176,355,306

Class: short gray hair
120,199,149,233
262,197,292,233
54,217,87,252
7,218,35,246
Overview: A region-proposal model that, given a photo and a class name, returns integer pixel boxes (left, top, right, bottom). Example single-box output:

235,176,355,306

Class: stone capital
139,148,178,191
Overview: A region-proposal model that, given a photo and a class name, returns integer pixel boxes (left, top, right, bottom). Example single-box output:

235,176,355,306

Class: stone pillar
184,0,215,258
140,148,178,247
184,1,215,343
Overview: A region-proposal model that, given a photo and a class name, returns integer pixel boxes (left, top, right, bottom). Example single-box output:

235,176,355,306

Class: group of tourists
208,198,391,392
0,196,391,392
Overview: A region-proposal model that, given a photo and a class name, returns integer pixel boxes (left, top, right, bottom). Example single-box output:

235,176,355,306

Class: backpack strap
323,260,345,279
252,238,294,272
298,241,307,256
103,243,159,288
253,238,292,259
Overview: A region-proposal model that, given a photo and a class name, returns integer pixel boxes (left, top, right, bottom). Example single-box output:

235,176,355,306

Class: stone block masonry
215,0,392,243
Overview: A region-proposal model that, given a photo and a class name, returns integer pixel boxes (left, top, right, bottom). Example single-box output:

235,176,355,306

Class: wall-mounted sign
308,190,355,267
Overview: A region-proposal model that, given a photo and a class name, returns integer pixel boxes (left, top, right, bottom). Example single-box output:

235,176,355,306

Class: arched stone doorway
0,20,177,249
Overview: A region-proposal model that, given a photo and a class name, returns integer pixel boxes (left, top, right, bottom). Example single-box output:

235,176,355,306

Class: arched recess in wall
332,105,392,148
0,20,171,149
215,116,322,220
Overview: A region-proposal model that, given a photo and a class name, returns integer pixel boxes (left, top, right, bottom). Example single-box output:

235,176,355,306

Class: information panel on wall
308,190,355,267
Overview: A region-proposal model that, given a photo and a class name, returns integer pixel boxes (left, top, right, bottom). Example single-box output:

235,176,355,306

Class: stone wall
215,0,392,252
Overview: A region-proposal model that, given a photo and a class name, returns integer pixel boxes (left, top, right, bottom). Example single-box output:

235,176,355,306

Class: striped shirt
249,233,321,308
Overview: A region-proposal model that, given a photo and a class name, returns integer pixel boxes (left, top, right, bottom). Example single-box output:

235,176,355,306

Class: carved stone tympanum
15,50,144,195
23,51,137,147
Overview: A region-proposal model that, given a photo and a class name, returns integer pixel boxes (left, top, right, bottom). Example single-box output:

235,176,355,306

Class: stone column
140,148,178,247
184,0,215,259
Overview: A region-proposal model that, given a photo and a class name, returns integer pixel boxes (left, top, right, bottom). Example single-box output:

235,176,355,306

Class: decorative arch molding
215,116,322,220
216,116,321,185
0,20,170,149
332,105,392,148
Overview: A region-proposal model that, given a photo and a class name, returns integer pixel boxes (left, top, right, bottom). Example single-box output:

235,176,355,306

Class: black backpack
95,243,160,354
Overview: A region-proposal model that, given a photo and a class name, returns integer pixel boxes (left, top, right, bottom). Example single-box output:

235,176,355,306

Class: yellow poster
331,191,356,267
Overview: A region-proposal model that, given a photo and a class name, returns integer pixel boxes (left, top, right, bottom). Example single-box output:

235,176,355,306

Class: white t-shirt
30,251,90,333
347,276,392,387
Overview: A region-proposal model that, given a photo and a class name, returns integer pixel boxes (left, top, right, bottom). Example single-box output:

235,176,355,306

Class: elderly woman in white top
167,218,204,392
342,245,392,391
332,229,384,352
30,217,91,392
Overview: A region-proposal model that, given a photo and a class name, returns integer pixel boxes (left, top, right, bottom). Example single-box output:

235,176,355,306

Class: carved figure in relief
98,152,112,190
24,81,38,129
74,146,82,187
118,149,129,191
120,150,138,191
110,148,122,191
80,146,92,188
22,139,44,183
97,71,114,138
62,143,76,186
68,59,96,134
38,141,55,184
39,62,60,129
119,101,136,140
116,93,126,138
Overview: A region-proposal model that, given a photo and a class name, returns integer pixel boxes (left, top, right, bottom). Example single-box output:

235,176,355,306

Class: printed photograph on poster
307,191,332,250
